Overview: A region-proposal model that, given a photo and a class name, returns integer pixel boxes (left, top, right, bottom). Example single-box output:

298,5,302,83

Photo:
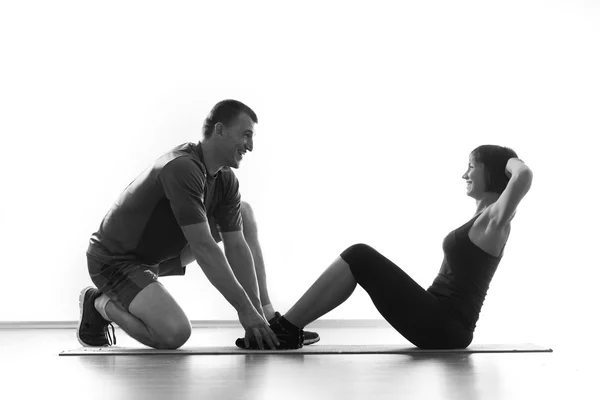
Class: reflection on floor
0,325,595,400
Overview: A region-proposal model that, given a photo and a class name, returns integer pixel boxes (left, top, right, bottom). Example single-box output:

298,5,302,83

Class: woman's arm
489,158,534,226
505,158,530,178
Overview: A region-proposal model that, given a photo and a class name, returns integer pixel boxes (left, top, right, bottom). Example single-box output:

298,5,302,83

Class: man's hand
238,309,280,350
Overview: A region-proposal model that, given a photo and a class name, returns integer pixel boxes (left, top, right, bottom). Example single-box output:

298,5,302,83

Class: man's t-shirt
87,142,243,268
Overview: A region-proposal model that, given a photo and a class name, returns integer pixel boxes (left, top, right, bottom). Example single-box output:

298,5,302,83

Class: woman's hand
505,158,528,178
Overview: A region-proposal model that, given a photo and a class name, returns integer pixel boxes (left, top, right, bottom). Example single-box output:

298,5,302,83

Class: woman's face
462,155,487,198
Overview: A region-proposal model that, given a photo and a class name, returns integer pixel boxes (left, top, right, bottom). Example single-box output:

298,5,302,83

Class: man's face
219,112,255,169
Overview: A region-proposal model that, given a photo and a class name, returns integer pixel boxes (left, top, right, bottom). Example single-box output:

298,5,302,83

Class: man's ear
214,122,224,137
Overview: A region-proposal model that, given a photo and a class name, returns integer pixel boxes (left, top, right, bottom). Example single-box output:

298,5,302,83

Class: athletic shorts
86,251,186,312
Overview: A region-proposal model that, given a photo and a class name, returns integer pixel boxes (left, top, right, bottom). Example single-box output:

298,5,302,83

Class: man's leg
85,257,191,349
104,282,192,349
239,201,273,319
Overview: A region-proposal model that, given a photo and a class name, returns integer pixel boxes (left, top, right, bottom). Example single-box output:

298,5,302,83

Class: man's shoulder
164,142,200,162
218,167,239,185
158,143,206,177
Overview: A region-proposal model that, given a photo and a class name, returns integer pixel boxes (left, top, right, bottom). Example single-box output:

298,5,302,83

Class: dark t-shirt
427,213,504,331
87,142,243,267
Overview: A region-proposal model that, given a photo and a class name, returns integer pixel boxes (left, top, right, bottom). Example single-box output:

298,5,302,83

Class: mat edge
59,344,553,356
4,319,389,330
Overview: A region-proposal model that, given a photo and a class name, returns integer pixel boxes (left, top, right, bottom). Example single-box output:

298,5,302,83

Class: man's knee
153,322,192,350
128,282,192,349
241,201,253,220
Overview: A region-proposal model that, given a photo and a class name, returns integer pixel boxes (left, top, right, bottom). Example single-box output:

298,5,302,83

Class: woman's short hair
471,145,519,194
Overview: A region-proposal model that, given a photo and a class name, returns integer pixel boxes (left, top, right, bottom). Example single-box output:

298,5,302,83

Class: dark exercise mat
59,343,552,356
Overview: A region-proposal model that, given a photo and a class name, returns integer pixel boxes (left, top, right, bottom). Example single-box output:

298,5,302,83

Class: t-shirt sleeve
159,157,208,227
214,172,243,233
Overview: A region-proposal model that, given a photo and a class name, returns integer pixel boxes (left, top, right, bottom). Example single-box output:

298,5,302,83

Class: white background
0,0,598,348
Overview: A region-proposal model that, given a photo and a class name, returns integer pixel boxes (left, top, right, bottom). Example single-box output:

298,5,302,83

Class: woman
238,145,533,350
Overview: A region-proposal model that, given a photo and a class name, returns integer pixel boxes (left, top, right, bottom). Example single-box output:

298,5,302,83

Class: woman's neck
475,192,501,215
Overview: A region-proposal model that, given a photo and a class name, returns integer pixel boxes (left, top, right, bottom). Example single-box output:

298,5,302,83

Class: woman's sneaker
270,312,320,345
76,286,116,347
235,315,303,350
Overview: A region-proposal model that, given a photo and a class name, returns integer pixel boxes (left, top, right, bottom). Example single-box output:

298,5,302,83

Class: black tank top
427,213,505,331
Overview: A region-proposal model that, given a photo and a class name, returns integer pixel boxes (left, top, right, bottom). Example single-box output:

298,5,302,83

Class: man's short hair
202,99,258,139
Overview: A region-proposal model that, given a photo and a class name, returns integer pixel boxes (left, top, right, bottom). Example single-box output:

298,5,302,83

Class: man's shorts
87,251,186,312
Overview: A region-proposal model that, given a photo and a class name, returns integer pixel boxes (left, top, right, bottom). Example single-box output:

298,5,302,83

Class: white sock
94,294,112,322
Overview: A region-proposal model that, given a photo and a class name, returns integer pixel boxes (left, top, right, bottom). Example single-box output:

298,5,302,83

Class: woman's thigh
341,244,472,349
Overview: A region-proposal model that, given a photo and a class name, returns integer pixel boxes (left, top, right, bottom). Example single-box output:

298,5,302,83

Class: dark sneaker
236,315,303,350
270,312,320,345
76,286,116,347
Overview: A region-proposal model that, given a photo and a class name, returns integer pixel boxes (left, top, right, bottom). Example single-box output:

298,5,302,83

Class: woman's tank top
427,213,505,331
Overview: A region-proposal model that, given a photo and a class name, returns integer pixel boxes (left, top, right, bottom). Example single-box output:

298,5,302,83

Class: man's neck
199,141,224,178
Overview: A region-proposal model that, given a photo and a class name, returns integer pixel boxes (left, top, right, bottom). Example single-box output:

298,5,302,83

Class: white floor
0,325,596,400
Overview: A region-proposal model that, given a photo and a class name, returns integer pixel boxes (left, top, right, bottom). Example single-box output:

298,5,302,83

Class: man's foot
235,315,303,350
270,312,320,345
76,286,116,347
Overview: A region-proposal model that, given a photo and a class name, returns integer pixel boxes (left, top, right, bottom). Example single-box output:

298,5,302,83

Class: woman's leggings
340,243,473,349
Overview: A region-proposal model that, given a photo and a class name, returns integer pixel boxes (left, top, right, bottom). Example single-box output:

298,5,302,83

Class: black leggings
340,243,473,349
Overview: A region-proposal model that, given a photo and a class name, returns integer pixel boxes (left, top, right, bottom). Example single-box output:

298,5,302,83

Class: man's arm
159,158,277,349
181,222,278,349
180,222,257,314
177,233,264,317
220,230,265,319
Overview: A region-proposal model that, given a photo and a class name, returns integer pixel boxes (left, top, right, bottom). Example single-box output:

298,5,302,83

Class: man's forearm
224,241,264,316
192,242,256,315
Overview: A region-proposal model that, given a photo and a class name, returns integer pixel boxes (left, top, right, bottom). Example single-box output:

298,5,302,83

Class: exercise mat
60,343,552,356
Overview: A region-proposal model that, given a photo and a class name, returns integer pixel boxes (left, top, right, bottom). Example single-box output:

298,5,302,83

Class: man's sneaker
270,312,320,345
235,315,303,350
76,286,116,347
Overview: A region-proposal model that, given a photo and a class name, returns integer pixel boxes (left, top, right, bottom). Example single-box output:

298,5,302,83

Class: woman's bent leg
341,243,472,349
284,256,357,328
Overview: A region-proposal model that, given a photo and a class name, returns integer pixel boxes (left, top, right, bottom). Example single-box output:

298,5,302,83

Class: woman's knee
340,243,379,267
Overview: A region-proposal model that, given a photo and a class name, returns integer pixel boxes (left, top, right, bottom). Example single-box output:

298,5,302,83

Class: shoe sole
76,286,95,347
303,337,320,345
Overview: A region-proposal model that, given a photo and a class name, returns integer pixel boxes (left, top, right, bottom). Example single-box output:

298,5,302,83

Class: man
78,99,319,350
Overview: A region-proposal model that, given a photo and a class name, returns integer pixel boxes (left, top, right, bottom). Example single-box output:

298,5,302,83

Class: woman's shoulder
470,208,511,257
